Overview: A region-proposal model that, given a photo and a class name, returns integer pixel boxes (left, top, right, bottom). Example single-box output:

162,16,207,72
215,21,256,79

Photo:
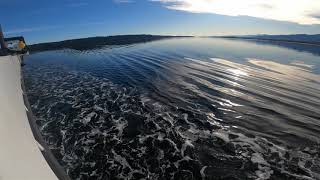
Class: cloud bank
151,0,320,25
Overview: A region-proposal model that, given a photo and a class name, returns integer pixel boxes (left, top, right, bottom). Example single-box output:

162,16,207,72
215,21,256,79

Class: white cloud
113,0,134,3
151,0,320,25
4,26,59,35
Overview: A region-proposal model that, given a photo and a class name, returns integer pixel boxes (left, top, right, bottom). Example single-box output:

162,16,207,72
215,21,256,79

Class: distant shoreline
27,35,192,52
213,36,320,47
26,34,320,53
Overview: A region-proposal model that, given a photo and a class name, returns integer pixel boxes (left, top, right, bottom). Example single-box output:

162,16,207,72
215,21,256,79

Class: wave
23,38,320,180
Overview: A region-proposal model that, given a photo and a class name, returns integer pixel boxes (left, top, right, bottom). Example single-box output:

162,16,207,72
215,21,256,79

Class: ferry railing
0,24,28,56
0,24,71,180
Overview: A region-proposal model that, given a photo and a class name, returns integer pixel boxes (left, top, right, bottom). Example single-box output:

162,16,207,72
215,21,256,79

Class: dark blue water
23,38,320,180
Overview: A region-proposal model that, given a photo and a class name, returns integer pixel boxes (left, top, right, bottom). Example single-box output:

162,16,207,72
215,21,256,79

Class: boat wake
24,61,319,180
23,38,320,179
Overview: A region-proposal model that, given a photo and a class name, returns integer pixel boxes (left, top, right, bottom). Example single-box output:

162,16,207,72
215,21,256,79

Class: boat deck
0,55,57,180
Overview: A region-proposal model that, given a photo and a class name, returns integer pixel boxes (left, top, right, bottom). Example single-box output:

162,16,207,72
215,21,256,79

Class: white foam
82,112,97,124
181,139,194,157
212,130,230,143
200,166,207,179
251,153,269,166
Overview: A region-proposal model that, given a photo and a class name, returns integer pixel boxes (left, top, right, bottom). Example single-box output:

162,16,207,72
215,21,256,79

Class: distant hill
213,34,320,56
28,35,190,52
216,34,320,45
249,34,320,44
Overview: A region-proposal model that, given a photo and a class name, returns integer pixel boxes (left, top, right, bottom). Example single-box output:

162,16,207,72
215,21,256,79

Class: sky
0,0,320,44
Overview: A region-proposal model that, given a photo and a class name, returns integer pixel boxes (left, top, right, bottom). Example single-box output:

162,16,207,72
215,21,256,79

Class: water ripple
23,38,320,180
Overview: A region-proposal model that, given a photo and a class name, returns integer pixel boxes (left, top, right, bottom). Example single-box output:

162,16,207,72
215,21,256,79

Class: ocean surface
23,38,320,180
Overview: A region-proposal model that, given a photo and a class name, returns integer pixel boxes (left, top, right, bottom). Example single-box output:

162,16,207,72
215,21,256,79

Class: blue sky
1,0,320,44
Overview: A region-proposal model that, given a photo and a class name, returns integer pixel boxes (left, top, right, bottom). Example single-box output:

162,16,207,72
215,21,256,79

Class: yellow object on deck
18,41,26,50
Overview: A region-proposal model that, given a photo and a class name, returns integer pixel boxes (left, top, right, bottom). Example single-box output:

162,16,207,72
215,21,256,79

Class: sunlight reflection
227,68,248,76
290,61,314,70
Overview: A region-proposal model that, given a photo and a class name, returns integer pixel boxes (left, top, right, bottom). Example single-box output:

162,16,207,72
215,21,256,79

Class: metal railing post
0,24,7,50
